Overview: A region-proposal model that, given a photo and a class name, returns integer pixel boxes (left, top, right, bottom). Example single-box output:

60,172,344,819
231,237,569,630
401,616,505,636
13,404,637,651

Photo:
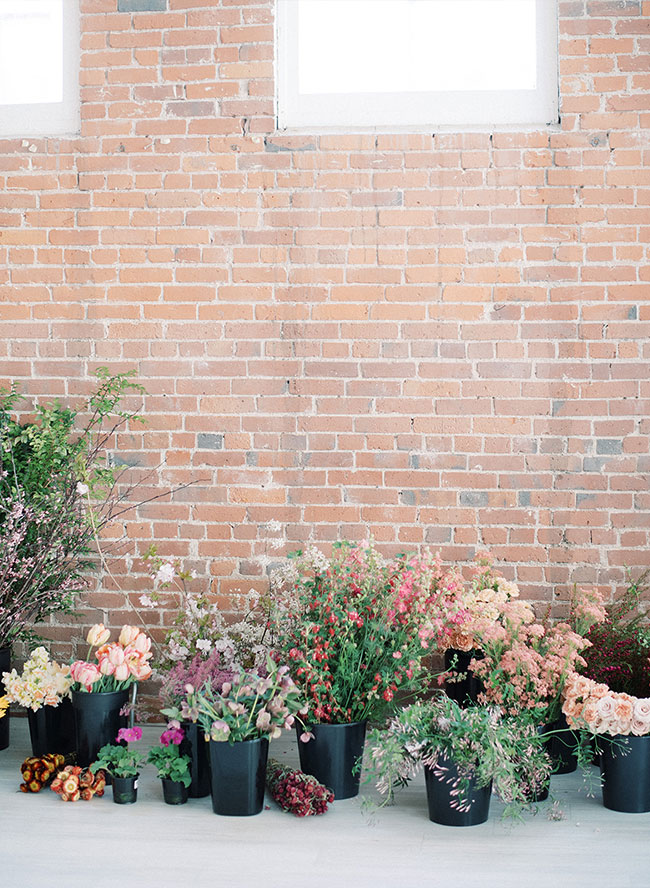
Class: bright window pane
298,0,537,95
0,0,64,105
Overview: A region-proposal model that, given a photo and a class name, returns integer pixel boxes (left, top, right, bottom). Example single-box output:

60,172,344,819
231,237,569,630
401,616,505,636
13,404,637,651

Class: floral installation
140,547,268,672
364,695,551,814
158,650,235,712
20,753,66,793
468,584,606,723
51,765,106,802
2,646,72,711
165,659,307,744
91,726,145,778
269,541,463,724
70,624,152,693
562,671,650,737
265,759,334,816
147,722,192,787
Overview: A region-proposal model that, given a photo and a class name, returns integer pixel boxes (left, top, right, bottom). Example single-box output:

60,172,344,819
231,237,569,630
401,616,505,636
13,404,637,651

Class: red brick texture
1,0,649,655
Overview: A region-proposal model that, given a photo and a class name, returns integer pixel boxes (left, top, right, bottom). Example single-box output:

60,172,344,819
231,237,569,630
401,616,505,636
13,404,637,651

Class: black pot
71,689,129,767
27,697,76,757
0,647,10,750
297,720,367,800
524,779,550,803
424,755,492,826
162,777,189,805
600,734,650,813
112,774,138,805
443,649,484,708
180,720,210,798
543,713,578,774
208,737,269,816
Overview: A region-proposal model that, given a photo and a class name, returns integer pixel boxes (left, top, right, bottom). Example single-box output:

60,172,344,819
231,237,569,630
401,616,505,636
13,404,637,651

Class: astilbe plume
158,650,235,709
265,759,334,816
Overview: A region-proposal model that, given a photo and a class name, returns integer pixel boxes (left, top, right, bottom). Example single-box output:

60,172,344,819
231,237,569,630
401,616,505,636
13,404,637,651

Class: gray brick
400,490,416,506
118,0,166,11
583,457,607,472
197,433,223,450
596,439,622,455
518,491,531,507
460,491,489,507
409,453,420,469
576,493,597,506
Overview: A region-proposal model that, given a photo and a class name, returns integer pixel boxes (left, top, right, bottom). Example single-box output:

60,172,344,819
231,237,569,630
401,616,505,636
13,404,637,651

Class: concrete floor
1,718,649,888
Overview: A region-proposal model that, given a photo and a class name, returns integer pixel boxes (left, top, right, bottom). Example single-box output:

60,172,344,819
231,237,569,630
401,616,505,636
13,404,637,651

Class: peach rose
596,695,616,720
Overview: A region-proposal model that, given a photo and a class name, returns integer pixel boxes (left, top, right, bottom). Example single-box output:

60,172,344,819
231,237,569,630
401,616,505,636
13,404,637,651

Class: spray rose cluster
70,624,152,692
562,671,650,737
2,646,72,711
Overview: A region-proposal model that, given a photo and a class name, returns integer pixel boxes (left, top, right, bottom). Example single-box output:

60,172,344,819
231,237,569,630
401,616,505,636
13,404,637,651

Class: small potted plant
2,646,74,755
269,542,464,799
167,659,306,816
365,695,551,826
147,722,192,805
69,624,153,766
91,726,145,804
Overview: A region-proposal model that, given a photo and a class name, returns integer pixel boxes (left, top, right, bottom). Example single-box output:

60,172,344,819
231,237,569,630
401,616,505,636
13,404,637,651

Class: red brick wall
1,0,649,655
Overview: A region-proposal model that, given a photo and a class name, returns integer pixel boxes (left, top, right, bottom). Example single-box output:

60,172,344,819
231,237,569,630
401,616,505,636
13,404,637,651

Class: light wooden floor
1,718,649,888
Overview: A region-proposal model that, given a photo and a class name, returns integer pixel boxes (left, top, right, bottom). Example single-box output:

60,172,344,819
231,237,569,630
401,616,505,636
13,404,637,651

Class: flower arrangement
70,624,152,693
91,726,145,778
265,759,334,816
141,548,268,672
580,571,650,696
437,551,522,653
147,722,192,787
20,753,66,793
562,671,650,737
468,585,605,723
158,650,234,711
269,542,462,724
168,660,306,744
2,646,72,711
365,695,551,812
51,765,106,802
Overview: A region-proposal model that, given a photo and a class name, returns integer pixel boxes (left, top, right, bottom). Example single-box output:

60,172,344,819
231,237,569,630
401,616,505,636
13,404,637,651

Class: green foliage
147,745,192,787
91,742,145,779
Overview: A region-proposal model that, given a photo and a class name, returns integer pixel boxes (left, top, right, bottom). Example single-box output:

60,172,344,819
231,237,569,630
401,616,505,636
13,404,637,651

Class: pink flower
160,725,184,747
70,661,101,691
118,626,140,647
116,726,142,744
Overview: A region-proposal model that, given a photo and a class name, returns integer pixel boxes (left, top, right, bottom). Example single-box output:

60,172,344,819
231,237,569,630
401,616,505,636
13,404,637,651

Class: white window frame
276,0,559,132
0,0,80,138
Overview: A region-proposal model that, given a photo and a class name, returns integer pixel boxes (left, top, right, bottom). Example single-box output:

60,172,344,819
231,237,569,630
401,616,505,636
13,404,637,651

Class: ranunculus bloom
86,624,110,647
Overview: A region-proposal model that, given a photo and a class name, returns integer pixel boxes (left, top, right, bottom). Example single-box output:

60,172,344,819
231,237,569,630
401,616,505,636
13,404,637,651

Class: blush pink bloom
70,661,102,690
118,625,140,647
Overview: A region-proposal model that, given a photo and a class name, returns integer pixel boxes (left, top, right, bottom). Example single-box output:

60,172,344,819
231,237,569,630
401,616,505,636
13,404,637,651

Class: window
0,0,79,137
277,0,558,131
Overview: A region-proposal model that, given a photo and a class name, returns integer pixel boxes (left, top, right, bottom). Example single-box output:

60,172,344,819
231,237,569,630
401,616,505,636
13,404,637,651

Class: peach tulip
118,626,140,647
86,624,110,647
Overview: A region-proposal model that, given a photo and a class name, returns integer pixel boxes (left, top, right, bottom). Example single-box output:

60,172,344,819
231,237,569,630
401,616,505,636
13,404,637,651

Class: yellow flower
0,696,9,718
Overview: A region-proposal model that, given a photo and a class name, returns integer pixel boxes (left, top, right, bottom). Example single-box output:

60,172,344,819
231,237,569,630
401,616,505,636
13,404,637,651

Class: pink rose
596,696,616,720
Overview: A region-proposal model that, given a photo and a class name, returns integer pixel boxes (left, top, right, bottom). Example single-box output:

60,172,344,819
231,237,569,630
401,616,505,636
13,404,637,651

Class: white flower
196,639,212,654
76,482,89,495
155,561,176,585
139,595,156,608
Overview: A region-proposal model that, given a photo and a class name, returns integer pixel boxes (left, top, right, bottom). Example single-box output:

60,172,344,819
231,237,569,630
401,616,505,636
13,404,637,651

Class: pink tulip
107,644,126,667
128,655,152,681
98,656,114,676
70,661,102,690
132,633,151,656
86,623,110,647
114,662,130,682
118,625,140,647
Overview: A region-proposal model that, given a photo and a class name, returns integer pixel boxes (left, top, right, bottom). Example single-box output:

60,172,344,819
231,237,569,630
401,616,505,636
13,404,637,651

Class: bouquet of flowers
2,646,72,711
140,549,269,672
91,726,145,778
51,765,106,802
158,650,234,711
269,542,463,724
562,671,650,737
167,659,306,744
469,585,605,723
70,624,152,693
365,694,551,813
147,722,192,787
265,759,334,816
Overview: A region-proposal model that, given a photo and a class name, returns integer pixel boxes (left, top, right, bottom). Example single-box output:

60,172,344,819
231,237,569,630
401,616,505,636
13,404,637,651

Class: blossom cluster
70,624,152,692
20,753,65,793
2,646,72,711
51,765,106,802
562,671,650,737
265,758,334,816
173,660,307,744
159,650,235,711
